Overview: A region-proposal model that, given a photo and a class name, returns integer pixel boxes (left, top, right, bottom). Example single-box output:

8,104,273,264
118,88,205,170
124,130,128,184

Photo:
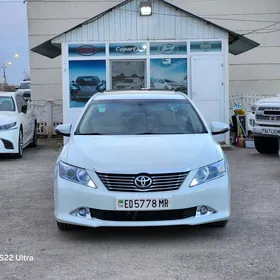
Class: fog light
200,206,208,215
78,208,87,217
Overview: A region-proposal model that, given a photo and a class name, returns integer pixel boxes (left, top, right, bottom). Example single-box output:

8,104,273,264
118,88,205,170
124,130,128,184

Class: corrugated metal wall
52,0,227,44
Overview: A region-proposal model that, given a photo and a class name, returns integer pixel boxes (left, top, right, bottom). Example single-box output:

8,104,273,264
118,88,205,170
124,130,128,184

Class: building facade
27,0,280,102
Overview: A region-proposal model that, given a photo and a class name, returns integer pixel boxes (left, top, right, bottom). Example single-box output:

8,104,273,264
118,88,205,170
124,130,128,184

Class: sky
0,1,29,85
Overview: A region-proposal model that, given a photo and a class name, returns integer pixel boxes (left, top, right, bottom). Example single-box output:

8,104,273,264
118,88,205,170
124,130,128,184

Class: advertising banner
68,44,106,57
190,41,222,52
150,42,187,55
150,58,188,94
109,43,147,56
69,60,106,108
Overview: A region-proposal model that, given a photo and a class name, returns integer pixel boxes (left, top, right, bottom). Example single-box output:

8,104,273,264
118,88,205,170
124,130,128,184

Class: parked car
152,79,182,90
114,78,143,89
70,76,104,101
0,92,37,158
252,94,280,154
16,79,31,101
54,89,231,231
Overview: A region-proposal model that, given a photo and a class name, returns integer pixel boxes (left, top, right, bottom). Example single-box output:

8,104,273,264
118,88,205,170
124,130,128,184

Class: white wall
28,0,280,101
27,0,124,100
168,0,280,96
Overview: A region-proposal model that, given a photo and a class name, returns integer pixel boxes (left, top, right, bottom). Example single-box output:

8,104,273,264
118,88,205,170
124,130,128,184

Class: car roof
94,89,187,100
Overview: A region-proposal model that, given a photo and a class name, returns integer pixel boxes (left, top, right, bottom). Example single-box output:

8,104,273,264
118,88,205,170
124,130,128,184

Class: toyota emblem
134,175,153,189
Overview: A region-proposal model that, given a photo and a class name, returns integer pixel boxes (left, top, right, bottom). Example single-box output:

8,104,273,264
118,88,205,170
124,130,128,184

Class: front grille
259,106,280,111
96,171,189,192
256,114,280,121
1,139,14,150
90,207,197,221
23,93,31,98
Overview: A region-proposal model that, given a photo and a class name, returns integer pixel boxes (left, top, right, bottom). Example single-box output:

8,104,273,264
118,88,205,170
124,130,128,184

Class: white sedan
0,92,37,158
54,90,231,231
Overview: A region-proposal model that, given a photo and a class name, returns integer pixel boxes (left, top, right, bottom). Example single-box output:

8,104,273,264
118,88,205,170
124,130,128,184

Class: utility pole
1,63,7,91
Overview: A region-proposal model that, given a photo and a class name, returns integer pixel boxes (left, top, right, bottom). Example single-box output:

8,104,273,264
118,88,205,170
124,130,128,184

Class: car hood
257,96,280,105
0,112,17,126
62,134,223,173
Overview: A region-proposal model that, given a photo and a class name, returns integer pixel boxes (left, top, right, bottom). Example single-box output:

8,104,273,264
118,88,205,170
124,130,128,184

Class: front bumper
0,128,19,154
54,171,231,228
253,125,280,137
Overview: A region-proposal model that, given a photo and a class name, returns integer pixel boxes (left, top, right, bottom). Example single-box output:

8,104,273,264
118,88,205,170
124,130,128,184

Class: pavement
0,139,280,280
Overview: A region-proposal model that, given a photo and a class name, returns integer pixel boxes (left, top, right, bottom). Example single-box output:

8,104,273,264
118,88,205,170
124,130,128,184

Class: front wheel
207,220,228,228
29,122,37,148
56,221,74,231
14,129,23,159
254,136,279,154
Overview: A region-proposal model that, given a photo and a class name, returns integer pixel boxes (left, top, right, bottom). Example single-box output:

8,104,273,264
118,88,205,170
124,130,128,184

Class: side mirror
210,121,230,135
22,105,28,114
15,87,19,90
54,124,72,137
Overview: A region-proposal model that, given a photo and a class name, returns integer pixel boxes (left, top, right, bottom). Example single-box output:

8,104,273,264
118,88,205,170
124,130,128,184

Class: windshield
75,99,207,135
0,97,16,112
19,82,30,89
76,76,100,86
122,79,134,83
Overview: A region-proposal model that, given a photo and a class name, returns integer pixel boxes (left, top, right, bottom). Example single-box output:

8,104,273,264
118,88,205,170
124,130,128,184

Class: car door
16,95,30,146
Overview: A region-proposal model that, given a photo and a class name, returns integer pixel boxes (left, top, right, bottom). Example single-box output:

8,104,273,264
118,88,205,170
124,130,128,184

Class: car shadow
57,224,230,244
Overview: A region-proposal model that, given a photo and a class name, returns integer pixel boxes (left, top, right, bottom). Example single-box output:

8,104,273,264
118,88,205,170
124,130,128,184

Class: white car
152,79,182,90
54,90,231,231
0,92,37,158
16,79,31,101
114,78,143,90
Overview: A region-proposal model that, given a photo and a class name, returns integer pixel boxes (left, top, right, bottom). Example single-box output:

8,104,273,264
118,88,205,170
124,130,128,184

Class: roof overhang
31,0,259,59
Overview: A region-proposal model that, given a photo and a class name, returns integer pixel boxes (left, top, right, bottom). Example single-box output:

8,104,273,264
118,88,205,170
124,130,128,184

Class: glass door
111,60,146,90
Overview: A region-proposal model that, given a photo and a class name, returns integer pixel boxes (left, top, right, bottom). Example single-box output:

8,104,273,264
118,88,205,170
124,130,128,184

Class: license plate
262,128,280,135
116,198,172,211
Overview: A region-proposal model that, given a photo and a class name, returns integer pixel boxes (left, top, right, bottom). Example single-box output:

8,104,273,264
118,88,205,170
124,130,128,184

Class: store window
150,58,188,94
111,60,146,90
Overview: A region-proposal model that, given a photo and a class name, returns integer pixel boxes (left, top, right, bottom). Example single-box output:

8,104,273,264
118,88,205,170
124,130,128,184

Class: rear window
75,99,207,135
19,83,30,90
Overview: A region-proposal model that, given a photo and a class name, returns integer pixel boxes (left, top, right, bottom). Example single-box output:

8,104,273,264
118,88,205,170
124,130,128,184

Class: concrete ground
0,139,280,280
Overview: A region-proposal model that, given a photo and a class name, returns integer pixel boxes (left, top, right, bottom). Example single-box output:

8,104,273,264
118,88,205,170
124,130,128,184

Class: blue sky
0,1,29,85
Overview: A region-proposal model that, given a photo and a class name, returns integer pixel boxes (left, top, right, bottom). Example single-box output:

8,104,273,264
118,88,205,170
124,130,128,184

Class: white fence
230,93,271,112
29,100,63,137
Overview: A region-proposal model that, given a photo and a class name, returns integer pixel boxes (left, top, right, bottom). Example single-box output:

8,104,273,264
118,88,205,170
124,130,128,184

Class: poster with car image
150,58,188,94
69,60,106,108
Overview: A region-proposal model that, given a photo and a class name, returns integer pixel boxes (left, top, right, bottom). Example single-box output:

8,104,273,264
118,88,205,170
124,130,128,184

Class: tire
29,122,37,148
56,221,74,231
14,129,23,159
207,220,228,228
254,136,279,154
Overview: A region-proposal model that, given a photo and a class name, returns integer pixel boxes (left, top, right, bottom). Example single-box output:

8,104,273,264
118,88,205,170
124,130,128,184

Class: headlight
249,119,255,127
251,105,256,113
59,161,96,188
190,160,226,187
0,122,17,130
70,84,80,90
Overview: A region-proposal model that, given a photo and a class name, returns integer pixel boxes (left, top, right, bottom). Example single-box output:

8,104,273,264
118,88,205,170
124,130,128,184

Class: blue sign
109,43,147,56
150,42,187,55
68,44,106,57
190,41,222,52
